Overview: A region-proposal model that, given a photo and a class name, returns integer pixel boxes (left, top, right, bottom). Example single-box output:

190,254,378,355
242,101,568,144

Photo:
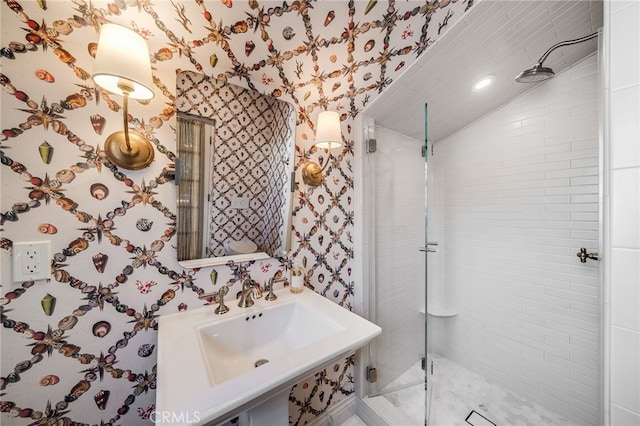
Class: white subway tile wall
429,55,601,425
606,0,640,424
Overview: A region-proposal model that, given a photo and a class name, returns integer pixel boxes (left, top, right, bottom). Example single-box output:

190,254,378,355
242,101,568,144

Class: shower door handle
420,242,438,252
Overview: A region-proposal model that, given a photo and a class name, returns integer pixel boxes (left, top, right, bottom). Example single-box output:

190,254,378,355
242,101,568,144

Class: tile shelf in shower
419,305,458,317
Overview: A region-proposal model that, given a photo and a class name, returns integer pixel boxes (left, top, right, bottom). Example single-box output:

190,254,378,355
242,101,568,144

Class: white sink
156,287,381,425
197,298,345,386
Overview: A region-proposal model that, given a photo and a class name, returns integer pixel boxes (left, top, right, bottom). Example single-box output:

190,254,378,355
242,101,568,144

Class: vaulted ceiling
365,0,604,143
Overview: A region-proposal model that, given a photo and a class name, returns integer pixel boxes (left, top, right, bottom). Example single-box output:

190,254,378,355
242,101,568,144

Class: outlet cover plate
13,241,51,282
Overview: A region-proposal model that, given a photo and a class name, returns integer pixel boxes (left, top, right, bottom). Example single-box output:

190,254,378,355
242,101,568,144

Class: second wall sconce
302,111,343,187
92,23,155,170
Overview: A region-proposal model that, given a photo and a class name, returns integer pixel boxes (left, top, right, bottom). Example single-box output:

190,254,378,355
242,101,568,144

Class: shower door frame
423,102,431,426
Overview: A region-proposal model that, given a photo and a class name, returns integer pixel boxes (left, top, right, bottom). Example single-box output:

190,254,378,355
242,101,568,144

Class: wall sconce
92,23,155,170
302,111,343,187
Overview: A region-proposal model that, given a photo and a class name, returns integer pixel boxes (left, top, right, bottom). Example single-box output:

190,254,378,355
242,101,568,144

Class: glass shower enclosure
363,109,429,425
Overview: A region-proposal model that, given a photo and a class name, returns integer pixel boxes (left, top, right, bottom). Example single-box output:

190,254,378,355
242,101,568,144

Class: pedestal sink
156,287,381,425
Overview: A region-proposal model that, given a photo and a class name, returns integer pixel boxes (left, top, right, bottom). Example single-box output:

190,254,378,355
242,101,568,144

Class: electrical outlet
13,241,51,282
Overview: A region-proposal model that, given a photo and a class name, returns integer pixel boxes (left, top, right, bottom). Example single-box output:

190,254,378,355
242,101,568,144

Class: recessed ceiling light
472,75,495,91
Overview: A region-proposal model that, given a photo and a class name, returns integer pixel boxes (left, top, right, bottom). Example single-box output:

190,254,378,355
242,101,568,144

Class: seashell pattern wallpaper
0,1,471,425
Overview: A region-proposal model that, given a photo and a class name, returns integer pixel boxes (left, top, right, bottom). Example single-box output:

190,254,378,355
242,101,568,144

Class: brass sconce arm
102,82,155,170
302,152,332,187
301,111,343,187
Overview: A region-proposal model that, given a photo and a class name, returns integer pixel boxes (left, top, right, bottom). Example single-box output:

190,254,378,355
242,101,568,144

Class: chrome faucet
237,276,262,308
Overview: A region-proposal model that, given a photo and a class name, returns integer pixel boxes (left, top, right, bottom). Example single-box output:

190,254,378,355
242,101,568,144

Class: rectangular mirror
176,71,295,268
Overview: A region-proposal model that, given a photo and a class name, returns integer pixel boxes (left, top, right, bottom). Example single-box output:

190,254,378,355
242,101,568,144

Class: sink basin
197,298,344,386
156,287,381,425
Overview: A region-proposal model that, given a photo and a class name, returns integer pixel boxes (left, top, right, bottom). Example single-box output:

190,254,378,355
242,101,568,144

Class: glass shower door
366,120,427,425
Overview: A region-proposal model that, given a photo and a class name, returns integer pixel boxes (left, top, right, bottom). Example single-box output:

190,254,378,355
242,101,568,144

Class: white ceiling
364,0,604,143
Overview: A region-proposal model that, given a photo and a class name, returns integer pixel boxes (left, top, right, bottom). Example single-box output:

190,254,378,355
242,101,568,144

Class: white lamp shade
314,111,342,149
92,24,155,100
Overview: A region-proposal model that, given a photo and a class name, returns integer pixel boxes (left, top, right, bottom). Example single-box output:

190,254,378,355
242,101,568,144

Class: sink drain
254,359,269,368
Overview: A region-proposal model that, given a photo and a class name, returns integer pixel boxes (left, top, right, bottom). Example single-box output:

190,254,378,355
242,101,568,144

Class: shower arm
534,32,598,67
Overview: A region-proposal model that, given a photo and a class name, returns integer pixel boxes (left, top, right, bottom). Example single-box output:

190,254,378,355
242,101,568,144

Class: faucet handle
265,278,277,301
198,292,216,304
265,277,287,301
198,286,230,314
577,247,599,263
213,286,230,315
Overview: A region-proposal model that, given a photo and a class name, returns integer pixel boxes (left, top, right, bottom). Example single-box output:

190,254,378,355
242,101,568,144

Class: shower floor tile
378,354,582,426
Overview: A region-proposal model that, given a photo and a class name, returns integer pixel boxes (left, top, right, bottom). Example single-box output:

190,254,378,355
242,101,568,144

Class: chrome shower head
515,32,598,83
515,64,555,83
